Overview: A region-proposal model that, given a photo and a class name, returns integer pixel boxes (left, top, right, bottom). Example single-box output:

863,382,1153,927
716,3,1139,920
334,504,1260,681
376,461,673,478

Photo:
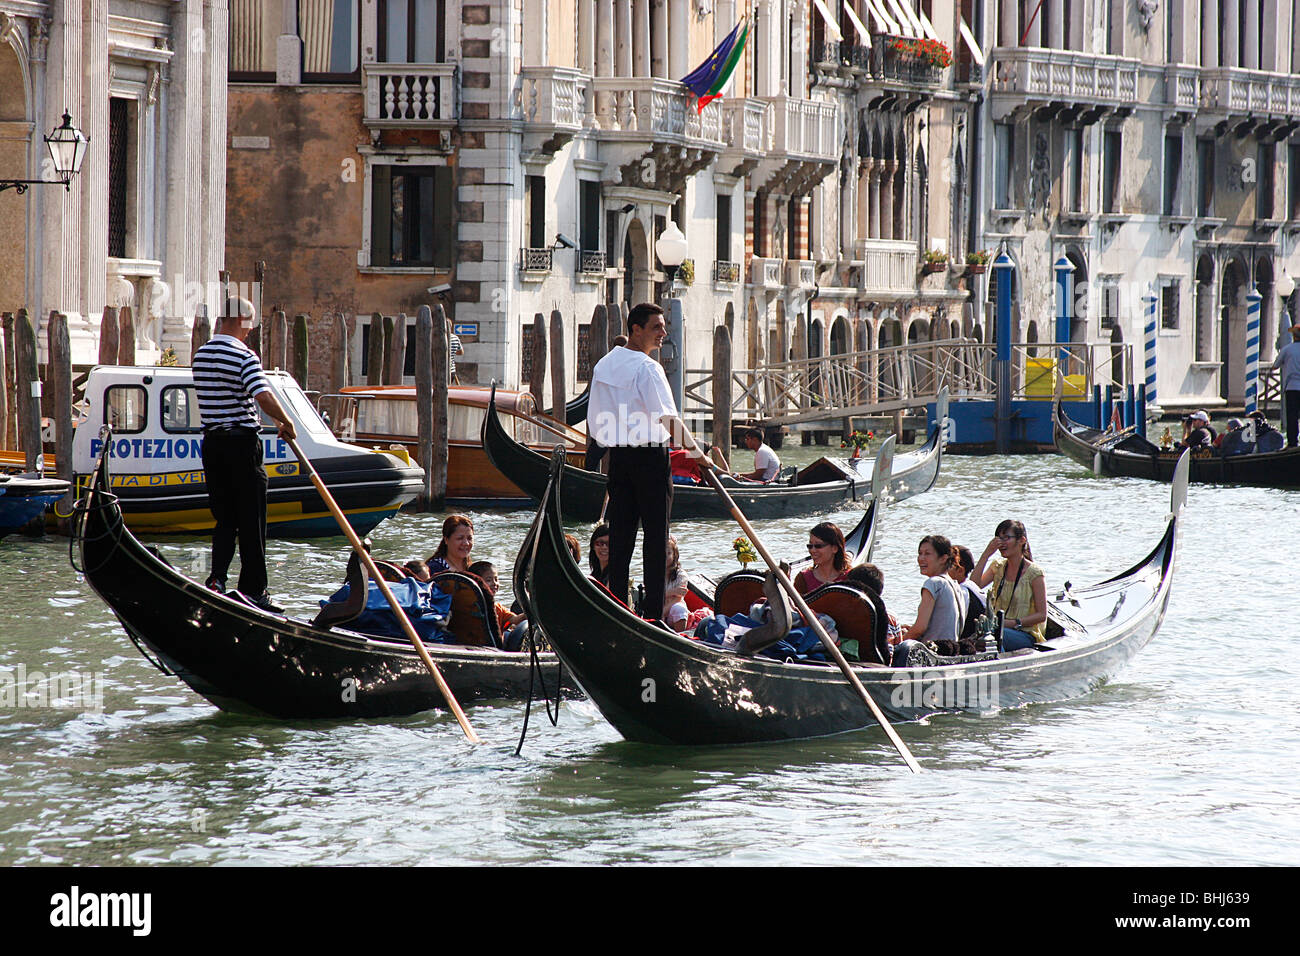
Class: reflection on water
1,449,1298,864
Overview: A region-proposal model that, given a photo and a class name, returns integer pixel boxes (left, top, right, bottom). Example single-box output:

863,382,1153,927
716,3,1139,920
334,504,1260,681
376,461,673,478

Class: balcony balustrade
713,260,741,284
579,250,607,274
854,239,918,295
990,47,1138,112
520,247,553,273
519,67,589,133
1200,67,1300,117
363,63,458,127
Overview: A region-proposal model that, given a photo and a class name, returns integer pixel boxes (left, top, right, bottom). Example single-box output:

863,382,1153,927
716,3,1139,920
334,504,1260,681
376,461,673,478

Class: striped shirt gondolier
449,333,464,378
192,334,271,430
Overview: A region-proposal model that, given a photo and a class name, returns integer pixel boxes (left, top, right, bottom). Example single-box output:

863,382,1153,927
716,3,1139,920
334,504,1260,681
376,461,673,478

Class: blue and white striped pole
1245,287,1262,414
1142,290,1158,411
993,252,1015,454
1054,255,1074,372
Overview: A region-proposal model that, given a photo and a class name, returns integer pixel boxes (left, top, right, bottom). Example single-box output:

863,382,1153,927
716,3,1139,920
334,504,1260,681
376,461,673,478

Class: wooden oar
678,434,921,773
285,436,482,744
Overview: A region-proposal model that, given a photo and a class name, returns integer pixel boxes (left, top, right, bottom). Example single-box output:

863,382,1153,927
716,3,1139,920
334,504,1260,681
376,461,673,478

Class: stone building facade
224,0,974,399
0,0,227,364
978,0,1300,411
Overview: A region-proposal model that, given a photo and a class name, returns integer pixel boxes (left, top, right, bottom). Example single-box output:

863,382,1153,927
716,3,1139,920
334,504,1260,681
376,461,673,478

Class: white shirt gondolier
588,303,704,619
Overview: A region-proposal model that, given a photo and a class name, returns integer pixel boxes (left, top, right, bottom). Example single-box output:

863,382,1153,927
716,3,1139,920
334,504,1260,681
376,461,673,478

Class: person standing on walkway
1270,324,1300,447
192,297,297,611
588,302,704,618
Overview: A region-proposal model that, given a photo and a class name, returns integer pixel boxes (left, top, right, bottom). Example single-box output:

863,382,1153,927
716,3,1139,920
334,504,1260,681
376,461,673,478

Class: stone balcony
989,47,1139,123
718,97,773,179
590,76,725,192
1199,68,1300,136
786,260,816,289
362,62,459,128
519,66,590,154
753,95,840,195
853,239,917,296
751,257,783,290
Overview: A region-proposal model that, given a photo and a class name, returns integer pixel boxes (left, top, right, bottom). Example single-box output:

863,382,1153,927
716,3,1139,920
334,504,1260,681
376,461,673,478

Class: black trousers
606,446,672,618
1286,390,1300,448
202,429,268,596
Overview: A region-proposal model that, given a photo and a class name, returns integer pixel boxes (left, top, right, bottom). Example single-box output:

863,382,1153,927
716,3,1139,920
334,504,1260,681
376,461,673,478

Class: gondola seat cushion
431,572,503,648
319,578,454,643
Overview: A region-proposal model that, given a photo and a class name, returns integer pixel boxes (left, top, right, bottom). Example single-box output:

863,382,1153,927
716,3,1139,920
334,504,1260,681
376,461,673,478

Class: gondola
483,389,868,522
0,472,69,538
843,388,947,501
1054,398,1300,487
516,446,1186,746
558,384,590,426
73,440,571,718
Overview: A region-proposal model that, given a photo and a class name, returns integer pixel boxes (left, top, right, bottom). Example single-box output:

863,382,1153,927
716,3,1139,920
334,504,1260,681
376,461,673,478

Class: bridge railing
685,339,1137,425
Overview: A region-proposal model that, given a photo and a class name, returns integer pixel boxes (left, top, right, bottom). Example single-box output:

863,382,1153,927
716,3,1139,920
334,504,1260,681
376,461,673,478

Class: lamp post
655,220,688,414
0,112,89,194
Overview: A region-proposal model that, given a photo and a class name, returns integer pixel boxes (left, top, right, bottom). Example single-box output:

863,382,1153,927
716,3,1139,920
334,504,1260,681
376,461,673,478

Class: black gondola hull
76,472,571,717
524,447,1181,745
1054,401,1300,487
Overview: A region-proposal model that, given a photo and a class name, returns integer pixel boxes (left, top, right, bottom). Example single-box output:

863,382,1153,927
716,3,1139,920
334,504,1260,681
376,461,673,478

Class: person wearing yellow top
971,519,1047,651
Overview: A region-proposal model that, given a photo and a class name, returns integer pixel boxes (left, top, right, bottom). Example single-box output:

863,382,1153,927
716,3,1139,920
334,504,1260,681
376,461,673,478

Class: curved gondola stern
871,434,895,503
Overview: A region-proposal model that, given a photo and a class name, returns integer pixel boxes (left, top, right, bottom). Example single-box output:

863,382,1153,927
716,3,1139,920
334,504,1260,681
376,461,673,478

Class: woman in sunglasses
793,522,849,594
971,519,1047,651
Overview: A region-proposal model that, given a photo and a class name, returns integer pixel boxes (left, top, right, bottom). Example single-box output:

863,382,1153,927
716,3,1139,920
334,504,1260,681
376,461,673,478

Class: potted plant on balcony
965,250,990,275
920,249,949,275
890,37,953,69
678,258,695,287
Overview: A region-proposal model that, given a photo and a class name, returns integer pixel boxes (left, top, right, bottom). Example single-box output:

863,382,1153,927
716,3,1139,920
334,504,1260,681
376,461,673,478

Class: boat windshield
275,380,333,438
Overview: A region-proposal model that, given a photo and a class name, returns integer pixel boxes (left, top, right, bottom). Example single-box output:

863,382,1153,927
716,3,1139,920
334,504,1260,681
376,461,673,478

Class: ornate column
879,161,896,241
1222,0,1240,67
651,0,667,78
1048,0,1065,49
668,0,688,78
868,161,881,239
856,160,871,245
633,0,650,76
596,0,614,75
615,0,631,77
1243,0,1261,69
1023,0,1042,47
1000,0,1019,47
1201,0,1219,66
578,0,595,74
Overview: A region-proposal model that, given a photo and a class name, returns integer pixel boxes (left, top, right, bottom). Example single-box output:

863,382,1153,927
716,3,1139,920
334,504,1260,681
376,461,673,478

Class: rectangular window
754,192,766,258
1100,278,1120,331
228,0,286,76
108,97,132,259
105,385,147,433
1289,145,1300,220
1067,128,1083,212
787,199,799,260
1197,138,1214,216
525,175,546,249
378,0,442,63
1258,142,1276,219
161,386,203,433
580,180,601,252
301,0,360,77
1162,132,1182,216
1102,130,1121,213
370,165,453,267
1160,281,1179,331
716,192,732,262
994,123,1013,209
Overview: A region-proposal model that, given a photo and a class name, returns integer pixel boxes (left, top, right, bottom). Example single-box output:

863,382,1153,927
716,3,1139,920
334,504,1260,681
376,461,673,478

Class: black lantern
1,111,88,193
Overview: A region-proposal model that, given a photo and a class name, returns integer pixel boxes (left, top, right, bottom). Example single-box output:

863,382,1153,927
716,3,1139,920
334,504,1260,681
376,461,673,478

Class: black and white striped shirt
192,334,270,431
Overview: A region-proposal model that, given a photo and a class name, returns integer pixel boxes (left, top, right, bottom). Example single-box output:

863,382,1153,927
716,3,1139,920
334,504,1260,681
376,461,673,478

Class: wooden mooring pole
713,323,733,450
366,312,384,386
549,309,565,421
191,306,211,360
330,313,348,391
48,312,73,531
414,305,435,510
429,304,450,509
0,312,11,450
14,309,41,472
117,306,135,366
529,313,547,409
292,313,309,388
98,306,119,366
386,312,407,385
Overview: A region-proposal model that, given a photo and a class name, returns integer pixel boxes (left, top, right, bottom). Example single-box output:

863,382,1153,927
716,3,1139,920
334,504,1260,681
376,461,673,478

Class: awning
843,0,871,42
811,0,844,42
881,0,917,37
862,0,899,34
958,15,985,66
906,0,943,41
895,0,928,39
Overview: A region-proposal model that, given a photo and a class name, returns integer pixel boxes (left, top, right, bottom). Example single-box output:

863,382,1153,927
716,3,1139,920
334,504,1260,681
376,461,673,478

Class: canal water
1,444,1296,865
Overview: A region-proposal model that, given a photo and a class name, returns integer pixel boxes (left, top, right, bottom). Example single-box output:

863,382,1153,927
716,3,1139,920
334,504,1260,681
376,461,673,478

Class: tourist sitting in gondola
588,523,611,584
971,520,1047,651
1177,411,1215,451
732,427,781,483
404,559,432,582
468,560,527,648
1217,419,1253,457
428,515,474,573
844,563,903,648
899,534,968,646
794,522,850,594
664,536,698,631
670,447,704,485
951,545,988,640
1249,410,1285,453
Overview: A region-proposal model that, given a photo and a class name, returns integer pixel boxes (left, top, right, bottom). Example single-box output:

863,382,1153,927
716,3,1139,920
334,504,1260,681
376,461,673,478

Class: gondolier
1271,323,1300,447
588,302,705,618
192,298,297,611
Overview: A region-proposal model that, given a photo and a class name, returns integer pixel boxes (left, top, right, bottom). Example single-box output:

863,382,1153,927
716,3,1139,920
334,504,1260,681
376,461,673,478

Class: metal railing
579,250,606,274
713,260,741,284
684,339,1136,425
520,247,553,272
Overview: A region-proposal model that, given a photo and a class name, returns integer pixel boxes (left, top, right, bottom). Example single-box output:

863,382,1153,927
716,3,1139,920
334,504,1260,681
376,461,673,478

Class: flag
680,18,750,113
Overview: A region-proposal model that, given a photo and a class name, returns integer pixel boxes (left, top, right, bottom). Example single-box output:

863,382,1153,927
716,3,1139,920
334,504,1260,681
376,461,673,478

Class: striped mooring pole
1142,291,1158,410
1245,287,1262,414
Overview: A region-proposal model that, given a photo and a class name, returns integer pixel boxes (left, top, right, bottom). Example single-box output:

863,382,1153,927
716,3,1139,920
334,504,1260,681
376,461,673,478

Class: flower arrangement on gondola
732,535,758,568
840,429,874,459
890,37,952,68
159,346,179,367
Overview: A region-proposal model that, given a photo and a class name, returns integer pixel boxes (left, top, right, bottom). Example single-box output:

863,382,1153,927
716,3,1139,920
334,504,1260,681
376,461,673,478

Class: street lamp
655,220,688,291
655,220,689,413
0,111,89,194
